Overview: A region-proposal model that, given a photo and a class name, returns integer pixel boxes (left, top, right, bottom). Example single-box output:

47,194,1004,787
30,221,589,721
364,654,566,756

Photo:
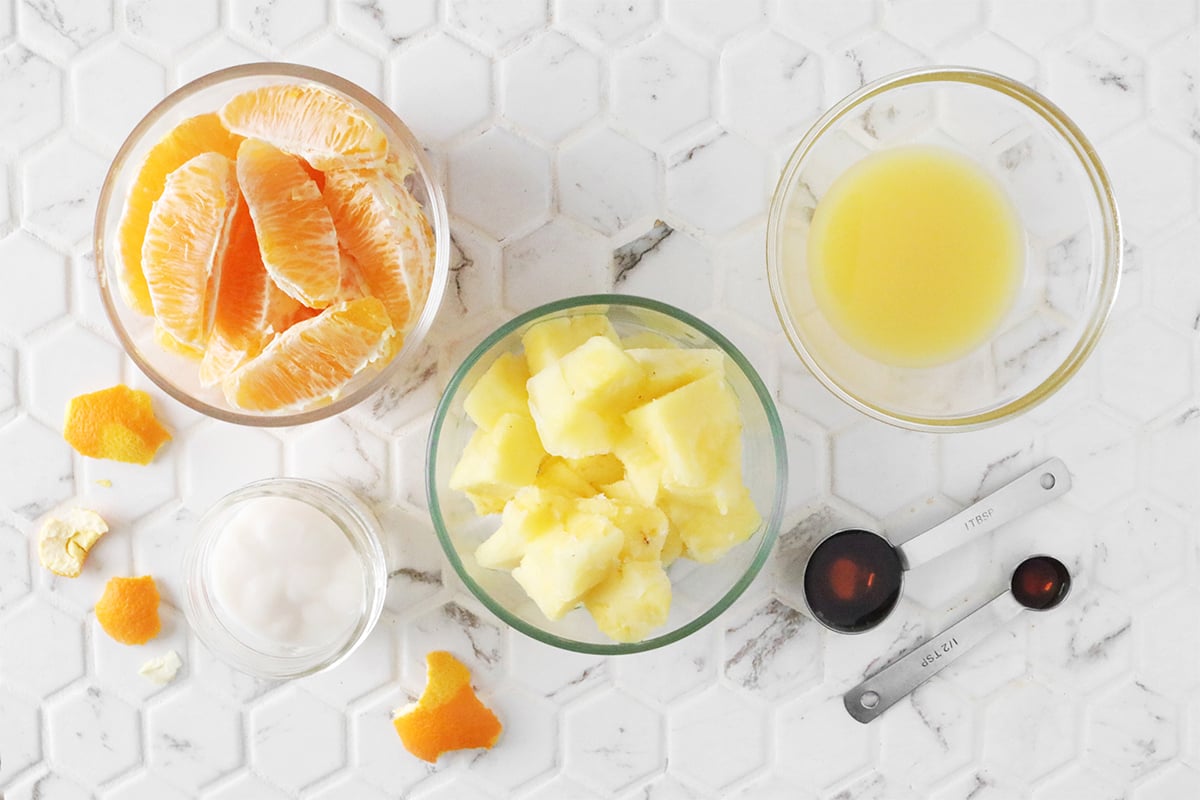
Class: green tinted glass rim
426,294,788,655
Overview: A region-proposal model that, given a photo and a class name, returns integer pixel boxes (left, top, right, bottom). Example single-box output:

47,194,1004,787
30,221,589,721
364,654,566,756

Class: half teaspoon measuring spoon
843,554,1071,723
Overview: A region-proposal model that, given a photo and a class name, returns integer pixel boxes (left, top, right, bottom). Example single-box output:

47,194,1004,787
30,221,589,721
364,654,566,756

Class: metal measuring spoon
803,458,1071,633
843,555,1071,723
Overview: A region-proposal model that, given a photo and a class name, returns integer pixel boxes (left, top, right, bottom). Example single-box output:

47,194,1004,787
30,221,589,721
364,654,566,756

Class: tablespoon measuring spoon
844,555,1071,723
803,458,1070,633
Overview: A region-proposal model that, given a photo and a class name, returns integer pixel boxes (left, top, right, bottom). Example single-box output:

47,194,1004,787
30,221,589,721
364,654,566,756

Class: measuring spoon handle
895,457,1070,571
843,591,1025,723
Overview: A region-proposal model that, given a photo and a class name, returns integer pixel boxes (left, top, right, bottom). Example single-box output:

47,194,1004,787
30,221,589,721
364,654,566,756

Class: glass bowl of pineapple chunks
428,295,787,654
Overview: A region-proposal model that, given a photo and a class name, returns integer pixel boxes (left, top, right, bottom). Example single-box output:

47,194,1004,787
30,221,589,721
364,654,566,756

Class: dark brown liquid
804,529,903,632
1011,556,1070,610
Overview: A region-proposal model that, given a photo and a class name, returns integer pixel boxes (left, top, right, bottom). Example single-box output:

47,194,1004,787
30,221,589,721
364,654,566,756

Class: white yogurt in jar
210,495,365,649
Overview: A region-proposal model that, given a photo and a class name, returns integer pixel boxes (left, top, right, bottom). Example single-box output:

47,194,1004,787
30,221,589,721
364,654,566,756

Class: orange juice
806,146,1023,367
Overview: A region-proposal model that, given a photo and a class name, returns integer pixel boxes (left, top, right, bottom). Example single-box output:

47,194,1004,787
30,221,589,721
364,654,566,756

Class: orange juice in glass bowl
94,63,450,426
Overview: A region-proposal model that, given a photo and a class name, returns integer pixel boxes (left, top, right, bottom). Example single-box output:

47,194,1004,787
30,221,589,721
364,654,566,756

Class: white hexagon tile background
0,0,1199,798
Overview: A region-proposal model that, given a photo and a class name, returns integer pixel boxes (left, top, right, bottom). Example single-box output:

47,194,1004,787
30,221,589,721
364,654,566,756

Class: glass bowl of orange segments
94,63,450,425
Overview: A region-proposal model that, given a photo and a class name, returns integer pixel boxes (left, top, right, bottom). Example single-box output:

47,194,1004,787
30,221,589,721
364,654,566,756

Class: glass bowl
427,295,787,655
767,67,1121,431
182,478,387,679
94,63,450,426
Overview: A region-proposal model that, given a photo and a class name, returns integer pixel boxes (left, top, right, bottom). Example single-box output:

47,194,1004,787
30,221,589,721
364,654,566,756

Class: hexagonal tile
408,775,500,799
1094,500,1187,598
1148,406,1200,513
251,688,345,793
508,632,608,701
286,417,389,502
668,684,767,792
558,0,659,49
227,0,327,52
721,31,822,145
938,625,1027,703
559,128,658,236
502,31,599,143
288,33,384,97
779,409,824,514
1031,765,1125,800
1085,682,1178,784
664,0,764,50
47,687,141,787
722,597,821,699
520,776,602,800
0,45,62,150
105,770,192,800
0,344,16,424
981,681,1075,783
447,0,546,52
665,131,767,235
831,420,938,518
0,520,32,612
774,0,874,48
347,341,440,436
878,680,974,792
885,0,984,51
71,41,165,153
390,34,491,143
0,416,73,519
0,687,40,786
0,160,10,229
92,605,188,704
1134,586,1200,698
22,137,109,247
1100,127,1197,240
147,687,242,792
27,324,124,429
298,620,396,707
564,689,664,794
1046,404,1138,509
309,776,389,800
1134,764,1200,799
176,36,263,84
1148,223,1200,334
611,32,710,148
503,218,610,311
79,448,179,523
1152,31,1200,147
828,33,927,97
613,225,714,317
130,505,195,607
448,127,551,240
989,0,1089,53
938,32,1038,85
124,0,220,52
615,625,716,705
335,0,436,52
1030,588,1133,696
16,0,111,60
402,600,505,686
206,772,290,800
190,634,280,704
181,421,283,512
469,686,558,791
929,770,1022,800
4,771,92,800
1098,0,1197,48
1048,36,1145,142
0,232,68,340
377,506,444,616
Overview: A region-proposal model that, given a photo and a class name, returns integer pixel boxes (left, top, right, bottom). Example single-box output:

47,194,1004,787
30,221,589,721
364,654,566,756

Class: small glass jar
183,478,387,679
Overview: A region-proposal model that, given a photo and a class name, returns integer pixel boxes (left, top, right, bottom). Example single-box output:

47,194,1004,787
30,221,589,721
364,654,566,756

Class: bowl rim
766,65,1122,432
93,61,451,427
426,294,789,655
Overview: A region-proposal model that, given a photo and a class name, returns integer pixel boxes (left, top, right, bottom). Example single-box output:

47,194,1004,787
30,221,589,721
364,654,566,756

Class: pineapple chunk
584,560,672,643
448,412,547,515
625,373,741,490
463,352,530,430
475,486,570,569
627,347,725,401
535,456,597,499
660,484,761,563
577,488,668,562
527,336,643,457
660,525,684,567
512,512,624,620
611,433,664,505
566,453,625,489
522,315,619,375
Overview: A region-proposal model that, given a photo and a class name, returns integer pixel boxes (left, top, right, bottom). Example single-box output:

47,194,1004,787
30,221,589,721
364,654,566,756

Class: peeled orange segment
219,83,389,171
222,296,397,412
237,138,341,309
142,152,240,349
199,202,304,386
323,166,437,333
117,113,243,316
392,651,503,763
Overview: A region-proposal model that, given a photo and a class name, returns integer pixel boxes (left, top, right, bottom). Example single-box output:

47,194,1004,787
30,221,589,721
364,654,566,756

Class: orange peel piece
63,385,172,465
392,651,502,762
95,575,162,645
